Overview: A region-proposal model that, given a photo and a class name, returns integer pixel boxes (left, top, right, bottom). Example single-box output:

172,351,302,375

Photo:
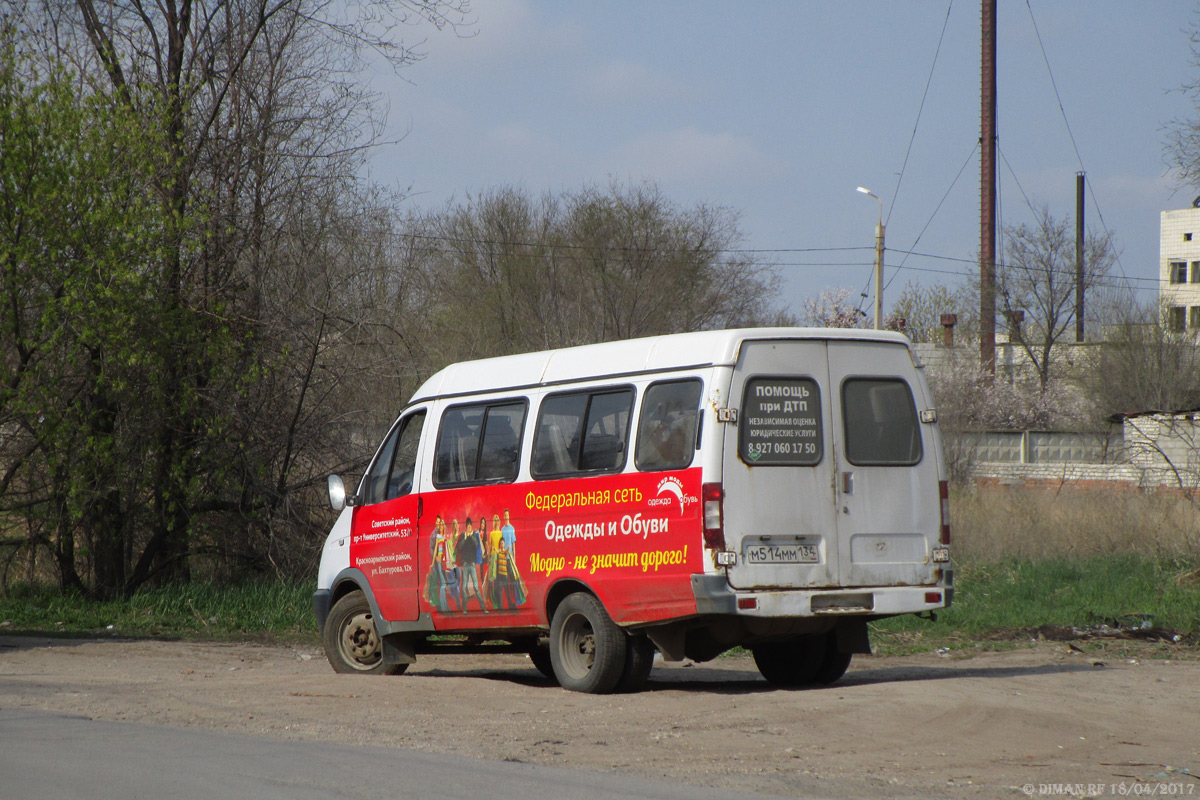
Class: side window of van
362,423,400,506
842,378,922,466
434,401,527,487
389,411,425,498
362,410,425,505
532,388,634,477
636,379,702,471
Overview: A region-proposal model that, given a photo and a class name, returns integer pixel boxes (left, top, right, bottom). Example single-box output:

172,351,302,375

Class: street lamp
857,187,885,330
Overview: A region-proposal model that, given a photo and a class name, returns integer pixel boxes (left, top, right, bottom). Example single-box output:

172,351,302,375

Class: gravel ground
2,634,1198,799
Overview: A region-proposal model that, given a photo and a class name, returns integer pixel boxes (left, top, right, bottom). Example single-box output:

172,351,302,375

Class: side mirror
327,475,348,511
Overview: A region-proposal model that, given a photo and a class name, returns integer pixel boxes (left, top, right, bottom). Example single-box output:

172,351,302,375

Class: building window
1170,261,1188,284
1191,262,1200,283
1169,306,1187,332
1191,307,1200,330
1186,233,1193,241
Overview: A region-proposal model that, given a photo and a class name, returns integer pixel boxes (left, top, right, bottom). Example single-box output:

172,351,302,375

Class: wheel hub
340,612,381,667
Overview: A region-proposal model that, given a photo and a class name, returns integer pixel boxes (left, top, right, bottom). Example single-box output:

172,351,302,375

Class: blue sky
366,1,1199,316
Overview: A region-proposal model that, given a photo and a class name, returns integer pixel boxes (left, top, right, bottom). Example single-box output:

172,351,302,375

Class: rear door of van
722,337,939,591
826,340,940,589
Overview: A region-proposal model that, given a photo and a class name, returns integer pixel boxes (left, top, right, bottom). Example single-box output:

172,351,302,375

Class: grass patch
949,486,1200,562
872,554,1200,655
1,554,1197,660
0,580,317,642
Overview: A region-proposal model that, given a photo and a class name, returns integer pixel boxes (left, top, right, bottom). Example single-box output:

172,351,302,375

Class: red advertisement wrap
348,493,422,621
349,468,705,628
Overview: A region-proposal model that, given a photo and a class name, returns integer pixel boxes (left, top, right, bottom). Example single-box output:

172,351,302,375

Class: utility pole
980,0,997,373
874,217,886,329
857,187,886,329
1075,171,1085,342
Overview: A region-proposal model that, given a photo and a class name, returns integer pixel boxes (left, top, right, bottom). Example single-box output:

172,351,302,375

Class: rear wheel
322,590,408,676
751,634,826,687
815,632,853,685
615,634,656,693
549,592,627,694
529,641,557,681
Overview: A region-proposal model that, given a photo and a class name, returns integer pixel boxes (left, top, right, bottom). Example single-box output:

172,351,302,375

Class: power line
887,0,955,227
883,142,980,295
1023,0,1134,292
1024,0,1085,171
386,228,1165,292
393,229,1166,291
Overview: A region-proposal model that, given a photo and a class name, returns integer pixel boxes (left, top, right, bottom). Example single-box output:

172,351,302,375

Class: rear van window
842,378,922,465
738,377,823,466
531,387,633,477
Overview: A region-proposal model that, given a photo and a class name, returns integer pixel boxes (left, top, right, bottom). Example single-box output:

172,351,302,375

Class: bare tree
1086,299,1200,417
404,181,791,368
1164,16,1200,189
887,281,959,343
993,206,1117,388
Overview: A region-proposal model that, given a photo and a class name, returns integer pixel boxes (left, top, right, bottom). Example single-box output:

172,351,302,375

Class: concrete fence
953,417,1200,492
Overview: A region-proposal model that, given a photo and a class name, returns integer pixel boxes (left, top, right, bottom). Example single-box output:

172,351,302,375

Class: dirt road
1,635,1197,799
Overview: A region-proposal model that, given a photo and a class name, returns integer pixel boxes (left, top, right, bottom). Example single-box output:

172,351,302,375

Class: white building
1160,206,1200,331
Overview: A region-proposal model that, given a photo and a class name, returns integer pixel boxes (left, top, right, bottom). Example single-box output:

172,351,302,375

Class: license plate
744,543,819,565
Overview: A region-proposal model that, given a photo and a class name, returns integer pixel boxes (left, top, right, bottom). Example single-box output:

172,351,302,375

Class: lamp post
857,186,885,329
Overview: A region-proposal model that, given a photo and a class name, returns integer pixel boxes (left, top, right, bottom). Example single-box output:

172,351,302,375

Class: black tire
322,590,408,676
529,642,557,681
815,631,853,685
751,634,827,687
615,633,656,693
549,592,627,694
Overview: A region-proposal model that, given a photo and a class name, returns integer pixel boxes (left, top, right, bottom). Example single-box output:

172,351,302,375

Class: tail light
702,482,725,550
939,480,951,545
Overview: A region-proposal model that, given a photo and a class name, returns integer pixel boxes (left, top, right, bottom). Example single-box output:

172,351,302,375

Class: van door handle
841,471,854,495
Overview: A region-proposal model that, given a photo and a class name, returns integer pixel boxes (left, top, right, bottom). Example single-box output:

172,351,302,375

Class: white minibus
315,328,952,693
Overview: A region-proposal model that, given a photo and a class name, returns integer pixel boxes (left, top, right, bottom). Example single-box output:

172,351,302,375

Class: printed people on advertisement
423,515,445,610
483,513,528,611
426,515,464,612
458,517,485,611
501,509,517,560
469,517,489,610
485,516,507,609
501,510,528,604
442,519,464,612
424,508,526,614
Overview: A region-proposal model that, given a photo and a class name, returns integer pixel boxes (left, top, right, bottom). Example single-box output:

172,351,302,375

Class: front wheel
549,592,627,694
322,590,408,675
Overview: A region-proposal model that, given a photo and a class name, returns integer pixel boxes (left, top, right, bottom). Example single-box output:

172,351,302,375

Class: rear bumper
692,570,953,618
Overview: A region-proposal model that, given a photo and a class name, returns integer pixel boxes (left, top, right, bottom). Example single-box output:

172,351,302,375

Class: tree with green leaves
2,0,468,596
0,38,164,595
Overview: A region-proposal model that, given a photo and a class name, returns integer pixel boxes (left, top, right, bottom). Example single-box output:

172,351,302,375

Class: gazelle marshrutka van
314,327,953,693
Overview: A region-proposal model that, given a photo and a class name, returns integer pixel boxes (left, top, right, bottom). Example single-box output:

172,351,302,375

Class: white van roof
409,327,913,404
